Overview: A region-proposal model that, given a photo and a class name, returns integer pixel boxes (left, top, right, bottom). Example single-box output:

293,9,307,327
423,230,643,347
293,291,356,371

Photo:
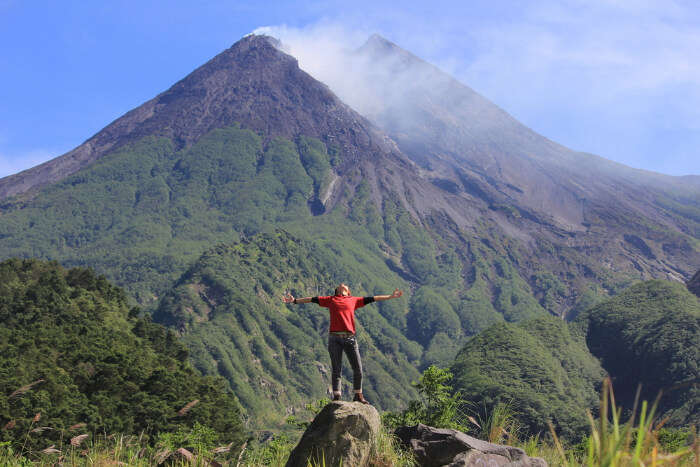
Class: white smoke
252,23,483,144
252,8,700,176
253,24,378,114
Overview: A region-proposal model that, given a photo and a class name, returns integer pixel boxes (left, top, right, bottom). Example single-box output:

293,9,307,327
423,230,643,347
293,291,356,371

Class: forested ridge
577,280,700,427
0,259,245,454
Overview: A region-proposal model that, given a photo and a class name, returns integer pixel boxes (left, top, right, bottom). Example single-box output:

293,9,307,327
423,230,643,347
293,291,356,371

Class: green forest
0,259,246,457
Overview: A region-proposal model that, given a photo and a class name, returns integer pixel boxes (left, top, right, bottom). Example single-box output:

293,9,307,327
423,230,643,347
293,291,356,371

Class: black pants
328,334,363,392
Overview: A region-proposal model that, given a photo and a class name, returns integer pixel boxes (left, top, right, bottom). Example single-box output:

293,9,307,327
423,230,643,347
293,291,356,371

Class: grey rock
285,401,381,467
395,424,547,467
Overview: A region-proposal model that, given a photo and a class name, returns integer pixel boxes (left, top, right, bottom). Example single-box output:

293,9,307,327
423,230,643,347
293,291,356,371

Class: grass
1,381,696,466
477,401,522,445
0,431,242,466
546,378,698,466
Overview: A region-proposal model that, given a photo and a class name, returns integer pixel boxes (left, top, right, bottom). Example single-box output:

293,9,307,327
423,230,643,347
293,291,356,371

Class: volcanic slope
312,35,700,306
0,34,551,334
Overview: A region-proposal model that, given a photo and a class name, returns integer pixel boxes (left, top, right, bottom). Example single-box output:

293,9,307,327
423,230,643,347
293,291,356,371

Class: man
283,283,403,404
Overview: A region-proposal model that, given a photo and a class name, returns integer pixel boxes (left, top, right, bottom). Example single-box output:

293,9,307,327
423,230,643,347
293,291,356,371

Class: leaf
176,447,194,460
41,445,61,454
176,399,199,416
2,420,16,430
155,449,171,465
213,442,233,453
9,379,45,398
31,426,53,433
71,434,89,446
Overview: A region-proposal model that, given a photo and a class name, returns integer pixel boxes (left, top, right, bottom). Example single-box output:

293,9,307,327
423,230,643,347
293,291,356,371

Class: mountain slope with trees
449,314,605,441
577,279,700,427
0,259,245,453
153,231,425,425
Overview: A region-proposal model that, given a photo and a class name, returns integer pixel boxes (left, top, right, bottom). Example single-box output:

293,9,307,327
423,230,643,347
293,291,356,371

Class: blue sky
1,0,699,177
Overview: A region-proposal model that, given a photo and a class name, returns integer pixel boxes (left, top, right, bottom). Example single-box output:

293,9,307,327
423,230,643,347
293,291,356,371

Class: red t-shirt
317,295,367,333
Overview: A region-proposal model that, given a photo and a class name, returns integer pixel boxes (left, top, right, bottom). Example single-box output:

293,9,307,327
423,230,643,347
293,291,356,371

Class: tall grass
546,378,697,466
0,431,242,466
369,426,416,467
476,401,521,445
2,381,695,466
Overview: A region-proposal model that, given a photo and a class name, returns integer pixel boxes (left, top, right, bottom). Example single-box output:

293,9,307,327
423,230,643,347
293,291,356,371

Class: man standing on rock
283,283,403,404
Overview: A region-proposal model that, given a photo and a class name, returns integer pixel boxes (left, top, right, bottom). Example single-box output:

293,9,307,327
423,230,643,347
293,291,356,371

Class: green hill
578,280,700,427
153,230,424,426
450,314,606,441
0,259,245,452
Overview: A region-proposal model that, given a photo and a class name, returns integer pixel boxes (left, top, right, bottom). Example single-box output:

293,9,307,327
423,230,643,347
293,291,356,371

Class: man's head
334,283,350,296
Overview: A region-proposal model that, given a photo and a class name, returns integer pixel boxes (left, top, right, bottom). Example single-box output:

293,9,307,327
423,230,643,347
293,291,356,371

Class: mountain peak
362,33,396,50
224,33,287,61
0,33,397,199
357,33,419,66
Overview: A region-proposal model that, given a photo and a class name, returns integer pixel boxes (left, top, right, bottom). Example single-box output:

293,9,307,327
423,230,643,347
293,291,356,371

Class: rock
395,424,547,467
285,401,381,467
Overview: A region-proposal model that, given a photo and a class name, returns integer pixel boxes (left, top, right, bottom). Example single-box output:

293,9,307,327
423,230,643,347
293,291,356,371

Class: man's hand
283,292,295,304
390,289,403,299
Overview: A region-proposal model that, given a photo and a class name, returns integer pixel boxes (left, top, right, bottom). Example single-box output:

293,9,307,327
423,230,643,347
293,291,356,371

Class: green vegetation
0,127,324,303
383,365,468,432
1,124,670,440
450,314,606,441
577,280,700,427
0,126,573,432
153,230,422,426
548,378,698,467
0,259,245,458
0,430,244,466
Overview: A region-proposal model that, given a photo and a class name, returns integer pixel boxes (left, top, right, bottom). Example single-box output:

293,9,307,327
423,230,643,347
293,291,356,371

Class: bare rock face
285,401,381,467
395,423,547,467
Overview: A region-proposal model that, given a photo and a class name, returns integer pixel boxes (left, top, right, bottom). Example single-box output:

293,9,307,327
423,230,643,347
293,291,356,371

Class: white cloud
257,1,700,174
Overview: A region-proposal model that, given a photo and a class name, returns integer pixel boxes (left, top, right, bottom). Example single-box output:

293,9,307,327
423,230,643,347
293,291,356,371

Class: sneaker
353,393,370,404
332,393,341,401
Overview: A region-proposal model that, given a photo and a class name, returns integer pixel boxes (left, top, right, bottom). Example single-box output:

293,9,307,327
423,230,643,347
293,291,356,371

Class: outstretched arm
370,289,403,302
283,292,317,305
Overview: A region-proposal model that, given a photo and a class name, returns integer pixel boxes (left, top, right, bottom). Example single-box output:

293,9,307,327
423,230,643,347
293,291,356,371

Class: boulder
285,401,381,467
395,424,547,467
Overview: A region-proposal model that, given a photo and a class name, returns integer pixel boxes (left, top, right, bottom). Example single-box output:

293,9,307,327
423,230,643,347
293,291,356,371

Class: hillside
450,315,605,441
0,259,245,452
153,231,424,425
577,280,700,427
331,35,700,299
